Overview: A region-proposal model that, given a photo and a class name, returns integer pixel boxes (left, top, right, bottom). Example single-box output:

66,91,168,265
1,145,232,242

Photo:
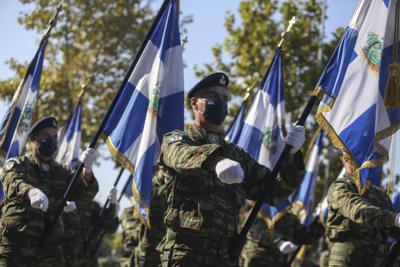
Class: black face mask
201,99,228,125
36,137,58,157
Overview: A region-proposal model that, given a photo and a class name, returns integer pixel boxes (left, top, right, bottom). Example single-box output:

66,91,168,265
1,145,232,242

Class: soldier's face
31,127,58,159
191,86,230,129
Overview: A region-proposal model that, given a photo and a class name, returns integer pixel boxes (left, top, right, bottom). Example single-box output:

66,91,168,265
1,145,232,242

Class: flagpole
228,95,318,260
41,0,174,245
89,174,132,256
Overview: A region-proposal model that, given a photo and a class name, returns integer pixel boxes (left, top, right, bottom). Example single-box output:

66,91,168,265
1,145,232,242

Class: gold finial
278,16,297,49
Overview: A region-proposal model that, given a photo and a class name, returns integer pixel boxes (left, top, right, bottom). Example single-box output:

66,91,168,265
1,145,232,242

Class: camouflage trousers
241,246,286,267
328,242,386,267
0,235,65,267
158,229,238,267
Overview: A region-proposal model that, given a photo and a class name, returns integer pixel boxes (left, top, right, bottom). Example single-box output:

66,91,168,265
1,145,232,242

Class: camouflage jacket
120,206,141,250
0,154,99,245
326,173,395,252
158,125,305,241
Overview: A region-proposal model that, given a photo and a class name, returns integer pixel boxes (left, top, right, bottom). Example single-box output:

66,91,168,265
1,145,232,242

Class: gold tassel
384,63,400,108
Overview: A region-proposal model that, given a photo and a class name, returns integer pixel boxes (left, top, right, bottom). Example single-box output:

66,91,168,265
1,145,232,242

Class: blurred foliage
0,0,155,148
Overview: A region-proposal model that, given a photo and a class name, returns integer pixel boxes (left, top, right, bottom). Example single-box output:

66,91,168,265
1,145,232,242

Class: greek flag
225,104,247,144
234,50,290,227
0,40,47,161
56,101,82,169
314,0,400,193
237,50,286,169
102,0,183,224
392,190,400,213
292,132,323,226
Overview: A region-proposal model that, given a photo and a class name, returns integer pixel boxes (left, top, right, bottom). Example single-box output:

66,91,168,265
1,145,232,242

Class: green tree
0,0,155,146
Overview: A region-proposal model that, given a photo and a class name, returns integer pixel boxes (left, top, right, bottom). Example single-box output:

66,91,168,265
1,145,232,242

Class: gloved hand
64,201,77,213
277,240,298,254
108,186,118,205
27,188,49,212
80,148,96,172
284,125,305,154
215,158,244,184
394,214,400,227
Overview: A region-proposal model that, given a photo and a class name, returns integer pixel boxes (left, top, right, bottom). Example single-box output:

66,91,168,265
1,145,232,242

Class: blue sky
1,0,382,209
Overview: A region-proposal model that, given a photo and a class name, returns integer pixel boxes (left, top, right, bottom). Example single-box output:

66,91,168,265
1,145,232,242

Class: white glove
80,148,96,172
64,201,77,213
27,188,49,212
394,214,400,227
277,240,298,254
108,186,118,205
284,125,305,154
215,158,244,184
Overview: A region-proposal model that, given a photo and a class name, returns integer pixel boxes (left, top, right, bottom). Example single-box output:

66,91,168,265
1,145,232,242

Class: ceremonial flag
102,0,184,224
292,132,324,226
237,50,286,169
0,41,47,161
313,0,400,193
56,100,82,169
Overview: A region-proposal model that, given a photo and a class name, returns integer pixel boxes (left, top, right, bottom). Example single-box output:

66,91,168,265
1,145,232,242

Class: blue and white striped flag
237,50,286,169
56,102,82,169
234,49,289,227
292,132,323,226
314,0,400,193
0,40,47,161
102,0,184,224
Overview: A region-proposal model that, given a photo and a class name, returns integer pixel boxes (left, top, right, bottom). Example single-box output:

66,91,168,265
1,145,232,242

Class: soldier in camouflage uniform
0,116,98,267
156,73,306,267
63,187,119,267
241,211,323,267
135,166,168,267
120,206,142,267
326,153,400,266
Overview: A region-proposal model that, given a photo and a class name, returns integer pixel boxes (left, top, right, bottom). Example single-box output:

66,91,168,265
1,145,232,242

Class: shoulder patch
4,158,20,171
167,134,183,143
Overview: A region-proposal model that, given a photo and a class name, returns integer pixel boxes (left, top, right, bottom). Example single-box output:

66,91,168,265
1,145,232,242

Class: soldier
135,166,168,267
0,116,98,267
156,72,306,266
63,187,119,267
120,206,142,267
325,153,400,266
241,211,323,267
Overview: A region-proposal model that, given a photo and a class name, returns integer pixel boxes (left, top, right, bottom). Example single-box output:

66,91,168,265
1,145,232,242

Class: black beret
188,72,229,98
28,116,58,136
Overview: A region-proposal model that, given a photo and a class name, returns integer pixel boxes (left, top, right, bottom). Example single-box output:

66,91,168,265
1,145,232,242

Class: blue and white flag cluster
0,40,47,161
237,50,286,169
314,0,400,193
56,102,82,169
102,0,184,224
292,132,323,226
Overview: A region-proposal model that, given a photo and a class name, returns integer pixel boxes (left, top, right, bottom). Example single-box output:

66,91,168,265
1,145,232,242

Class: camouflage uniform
120,207,141,267
72,199,119,267
157,125,305,267
136,168,168,267
241,212,323,267
326,173,396,266
0,154,99,267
